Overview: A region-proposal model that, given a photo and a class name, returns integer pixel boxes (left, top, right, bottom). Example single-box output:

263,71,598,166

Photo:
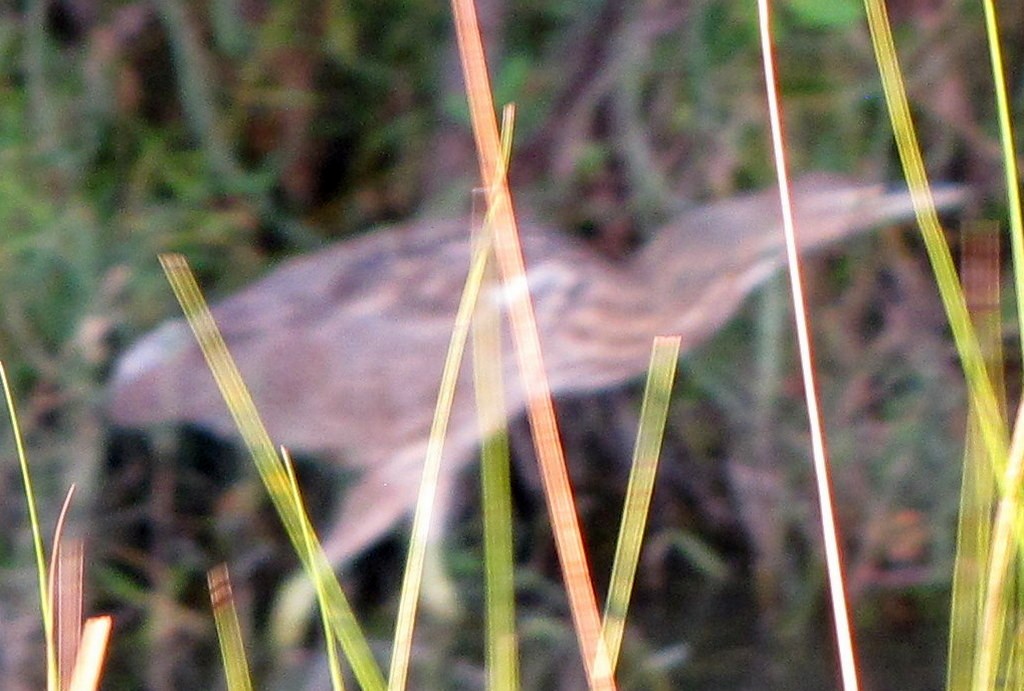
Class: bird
107,174,965,570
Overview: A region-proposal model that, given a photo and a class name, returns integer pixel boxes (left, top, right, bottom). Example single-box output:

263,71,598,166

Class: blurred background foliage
0,0,1020,688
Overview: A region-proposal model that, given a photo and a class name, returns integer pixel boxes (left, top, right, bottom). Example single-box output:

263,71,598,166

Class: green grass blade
974,398,1024,690
947,227,1003,690
602,336,680,673
978,0,1024,364
159,255,386,691
387,106,516,691
281,448,346,691
1,360,58,690
207,565,254,691
472,187,519,691
969,6,1024,687
863,5,1024,687
862,0,1006,468
384,209,488,690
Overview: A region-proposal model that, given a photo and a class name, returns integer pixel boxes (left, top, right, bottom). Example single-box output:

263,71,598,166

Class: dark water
640,577,949,691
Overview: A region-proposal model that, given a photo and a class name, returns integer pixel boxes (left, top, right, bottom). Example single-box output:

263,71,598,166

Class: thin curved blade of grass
947,433,994,691
386,106,516,691
207,564,253,691
159,255,386,691
948,226,1003,690
979,0,1024,363
281,447,345,691
862,0,1006,468
602,336,680,673
0,361,58,690
973,247,1024,688
471,184,519,690
450,2,614,686
974,6,1024,686
756,3,858,689
975,399,1024,689
67,616,111,691
475,352,519,690
863,5,1024,688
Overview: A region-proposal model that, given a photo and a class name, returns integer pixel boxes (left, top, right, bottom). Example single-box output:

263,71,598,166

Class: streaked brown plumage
107,174,963,566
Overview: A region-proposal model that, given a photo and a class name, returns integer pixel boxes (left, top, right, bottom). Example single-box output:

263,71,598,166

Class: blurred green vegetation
0,0,1017,688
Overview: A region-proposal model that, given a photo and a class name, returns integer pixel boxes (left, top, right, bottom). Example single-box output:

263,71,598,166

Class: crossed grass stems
7,0,1024,689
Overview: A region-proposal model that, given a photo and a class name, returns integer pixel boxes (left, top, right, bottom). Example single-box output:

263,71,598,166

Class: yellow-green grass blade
972,7,1024,683
207,564,254,691
979,0,1024,365
947,227,1003,691
974,399,1024,689
386,105,517,691
602,336,680,673
861,8,1024,685
472,186,519,691
1,361,58,690
385,218,487,690
159,256,386,691
282,448,345,691
862,0,1006,470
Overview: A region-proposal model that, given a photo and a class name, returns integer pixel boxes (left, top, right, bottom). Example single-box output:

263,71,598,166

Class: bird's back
107,175,964,564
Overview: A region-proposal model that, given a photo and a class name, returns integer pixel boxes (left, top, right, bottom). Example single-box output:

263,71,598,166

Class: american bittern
108,174,962,567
